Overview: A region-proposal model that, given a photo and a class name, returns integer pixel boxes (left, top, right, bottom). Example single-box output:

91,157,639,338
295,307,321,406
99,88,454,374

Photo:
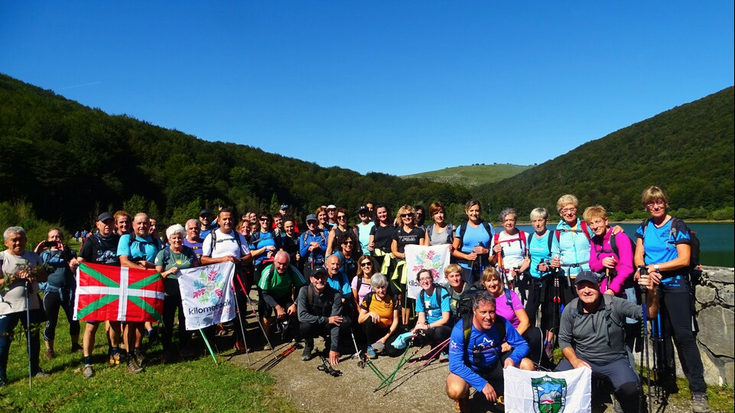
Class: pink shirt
589,230,635,295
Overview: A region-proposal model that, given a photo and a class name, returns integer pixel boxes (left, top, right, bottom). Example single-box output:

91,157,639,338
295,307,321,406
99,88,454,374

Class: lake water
516,222,734,268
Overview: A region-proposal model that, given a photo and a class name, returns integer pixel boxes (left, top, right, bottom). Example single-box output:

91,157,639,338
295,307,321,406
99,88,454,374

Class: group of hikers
0,185,712,412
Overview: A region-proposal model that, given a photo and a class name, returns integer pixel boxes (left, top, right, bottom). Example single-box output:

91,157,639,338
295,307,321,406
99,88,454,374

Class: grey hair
185,218,199,228
530,207,548,221
370,272,388,289
3,226,26,240
166,224,186,240
472,290,497,311
498,208,517,222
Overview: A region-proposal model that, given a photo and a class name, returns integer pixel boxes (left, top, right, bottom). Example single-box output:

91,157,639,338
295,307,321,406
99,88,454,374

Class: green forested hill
474,87,734,220
402,164,532,187
1,73,732,233
0,74,470,228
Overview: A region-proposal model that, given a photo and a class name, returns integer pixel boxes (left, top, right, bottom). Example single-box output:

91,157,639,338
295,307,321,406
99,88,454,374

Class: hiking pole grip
638,266,649,292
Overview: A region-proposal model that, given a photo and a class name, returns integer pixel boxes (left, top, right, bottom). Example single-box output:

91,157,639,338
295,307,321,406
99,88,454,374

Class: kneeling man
446,291,529,412
556,270,658,413
297,266,351,365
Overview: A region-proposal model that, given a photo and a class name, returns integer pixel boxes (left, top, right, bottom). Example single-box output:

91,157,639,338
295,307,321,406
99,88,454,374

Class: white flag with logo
503,366,592,413
178,262,236,330
404,244,451,299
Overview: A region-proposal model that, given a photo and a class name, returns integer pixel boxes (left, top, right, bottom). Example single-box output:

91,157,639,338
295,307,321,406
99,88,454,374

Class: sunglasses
360,262,372,267
400,213,413,218
343,241,354,245
337,215,347,219
259,218,269,221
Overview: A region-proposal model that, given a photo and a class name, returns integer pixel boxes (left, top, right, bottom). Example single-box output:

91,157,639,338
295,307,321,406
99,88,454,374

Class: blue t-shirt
326,270,353,298
415,285,451,324
250,231,278,266
117,234,160,262
448,317,529,392
528,231,553,279
455,222,495,268
636,218,691,292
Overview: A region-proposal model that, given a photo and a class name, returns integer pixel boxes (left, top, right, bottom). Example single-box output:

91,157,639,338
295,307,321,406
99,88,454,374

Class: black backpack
642,217,702,286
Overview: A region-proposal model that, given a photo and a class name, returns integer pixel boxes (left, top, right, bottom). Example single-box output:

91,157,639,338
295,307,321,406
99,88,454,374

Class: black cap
199,209,212,217
306,214,318,222
280,204,290,210
97,212,114,222
358,205,369,214
311,266,328,277
575,271,600,286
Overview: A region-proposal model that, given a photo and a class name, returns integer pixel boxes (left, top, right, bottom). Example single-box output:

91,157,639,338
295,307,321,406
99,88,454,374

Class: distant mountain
402,164,532,188
474,87,734,218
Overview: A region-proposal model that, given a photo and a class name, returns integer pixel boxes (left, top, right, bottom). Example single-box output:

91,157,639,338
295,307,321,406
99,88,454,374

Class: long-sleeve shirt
589,230,634,295
299,230,328,265
296,284,343,351
448,317,529,392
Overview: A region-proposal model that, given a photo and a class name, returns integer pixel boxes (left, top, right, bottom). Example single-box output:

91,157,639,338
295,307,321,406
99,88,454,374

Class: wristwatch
654,264,660,272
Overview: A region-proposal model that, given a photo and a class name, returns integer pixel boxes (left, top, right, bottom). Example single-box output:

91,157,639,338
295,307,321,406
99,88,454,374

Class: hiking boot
133,348,146,367
83,365,95,378
234,340,247,353
691,392,712,413
126,356,144,374
109,352,121,366
34,371,50,378
71,343,83,353
45,349,56,360
301,345,313,361
263,343,273,351
366,346,377,359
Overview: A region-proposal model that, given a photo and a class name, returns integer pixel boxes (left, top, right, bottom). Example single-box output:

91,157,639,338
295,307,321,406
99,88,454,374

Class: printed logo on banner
191,267,226,304
532,375,567,413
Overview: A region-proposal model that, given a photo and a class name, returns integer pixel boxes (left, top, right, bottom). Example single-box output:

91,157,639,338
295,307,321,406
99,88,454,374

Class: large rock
697,306,734,358
717,283,734,306
703,266,734,284
696,285,716,306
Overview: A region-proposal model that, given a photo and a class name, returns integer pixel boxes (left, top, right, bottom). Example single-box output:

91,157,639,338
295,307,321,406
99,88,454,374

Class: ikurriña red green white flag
74,262,164,323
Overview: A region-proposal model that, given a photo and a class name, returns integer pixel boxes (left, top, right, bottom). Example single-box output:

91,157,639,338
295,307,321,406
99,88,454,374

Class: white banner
405,244,451,300
178,262,236,330
503,366,592,413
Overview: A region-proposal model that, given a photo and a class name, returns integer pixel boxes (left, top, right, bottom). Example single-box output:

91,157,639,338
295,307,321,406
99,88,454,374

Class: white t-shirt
202,229,251,259
0,250,44,315
495,230,529,270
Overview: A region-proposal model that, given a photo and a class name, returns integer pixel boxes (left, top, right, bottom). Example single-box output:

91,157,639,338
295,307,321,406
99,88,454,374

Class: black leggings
658,289,706,393
43,288,80,342
161,278,188,352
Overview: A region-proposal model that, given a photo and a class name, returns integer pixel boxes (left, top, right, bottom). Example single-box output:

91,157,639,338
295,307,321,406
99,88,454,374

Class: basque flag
74,262,165,323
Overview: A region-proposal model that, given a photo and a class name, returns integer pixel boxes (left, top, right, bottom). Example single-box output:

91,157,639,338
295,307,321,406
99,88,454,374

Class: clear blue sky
2,2,733,176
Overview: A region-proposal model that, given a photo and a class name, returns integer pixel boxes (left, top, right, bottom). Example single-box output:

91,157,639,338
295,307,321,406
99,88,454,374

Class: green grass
0,316,298,412
401,163,532,187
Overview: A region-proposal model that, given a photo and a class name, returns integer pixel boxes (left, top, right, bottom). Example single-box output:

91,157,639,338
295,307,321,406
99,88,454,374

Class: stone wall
692,266,734,386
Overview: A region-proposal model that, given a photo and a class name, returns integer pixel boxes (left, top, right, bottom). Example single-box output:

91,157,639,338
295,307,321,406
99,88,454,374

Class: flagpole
199,328,218,365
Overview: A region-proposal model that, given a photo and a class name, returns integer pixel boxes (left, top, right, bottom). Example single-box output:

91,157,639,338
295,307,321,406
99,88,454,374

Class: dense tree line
476,87,734,221
0,74,470,229
1,73,732,234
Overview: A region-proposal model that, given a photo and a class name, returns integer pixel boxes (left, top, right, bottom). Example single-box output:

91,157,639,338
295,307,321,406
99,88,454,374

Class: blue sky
2,2,733,176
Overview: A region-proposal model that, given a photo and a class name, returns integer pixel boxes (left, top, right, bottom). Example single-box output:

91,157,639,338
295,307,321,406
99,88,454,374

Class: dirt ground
223,321,629,413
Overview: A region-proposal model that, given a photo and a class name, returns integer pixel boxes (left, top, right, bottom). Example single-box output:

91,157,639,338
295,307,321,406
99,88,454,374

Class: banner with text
178,262,236,330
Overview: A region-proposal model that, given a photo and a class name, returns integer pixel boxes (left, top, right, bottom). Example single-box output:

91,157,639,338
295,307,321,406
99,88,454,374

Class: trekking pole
231,276,251,363
406,337,449,369
317,355,342,377
639,265,652,413
24,280,33,390
257,343,297,372
654,305,664,403
409,338,450,374
349,330,361,360
237,276,274,351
